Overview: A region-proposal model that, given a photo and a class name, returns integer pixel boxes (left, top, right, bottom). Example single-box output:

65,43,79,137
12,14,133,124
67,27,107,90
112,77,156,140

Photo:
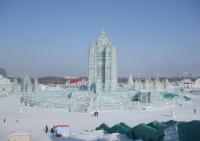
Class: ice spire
33,77,39,92
12,78,19,92
98,22,108,40
128,74,134,86
88,25,117,93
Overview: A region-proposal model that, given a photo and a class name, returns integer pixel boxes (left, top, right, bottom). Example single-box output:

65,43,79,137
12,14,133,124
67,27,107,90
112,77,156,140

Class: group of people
45,125,56,134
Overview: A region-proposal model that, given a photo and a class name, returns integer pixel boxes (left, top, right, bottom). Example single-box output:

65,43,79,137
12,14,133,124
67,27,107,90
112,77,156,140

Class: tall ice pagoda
88,29,117,93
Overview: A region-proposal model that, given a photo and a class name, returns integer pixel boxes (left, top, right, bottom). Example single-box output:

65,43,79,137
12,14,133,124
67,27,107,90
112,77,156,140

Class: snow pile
65,130,132,141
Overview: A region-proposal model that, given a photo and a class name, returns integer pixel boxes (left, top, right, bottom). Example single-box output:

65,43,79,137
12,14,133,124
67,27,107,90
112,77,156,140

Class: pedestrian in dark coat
194,108,197,114
45,125,48,133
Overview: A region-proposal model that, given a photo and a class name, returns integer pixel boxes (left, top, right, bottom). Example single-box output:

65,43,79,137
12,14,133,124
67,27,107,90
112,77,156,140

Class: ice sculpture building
21,74,33,92
21,29,190,113
88,29,117,93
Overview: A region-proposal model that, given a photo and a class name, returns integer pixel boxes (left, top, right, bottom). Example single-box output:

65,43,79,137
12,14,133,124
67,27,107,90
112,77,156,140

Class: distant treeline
6,76,200,85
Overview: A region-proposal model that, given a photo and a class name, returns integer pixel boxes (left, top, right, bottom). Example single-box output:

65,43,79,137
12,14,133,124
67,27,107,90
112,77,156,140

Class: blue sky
0,0,200,77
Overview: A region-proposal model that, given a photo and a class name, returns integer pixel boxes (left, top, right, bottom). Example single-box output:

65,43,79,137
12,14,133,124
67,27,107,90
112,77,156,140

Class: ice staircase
150,92,165,107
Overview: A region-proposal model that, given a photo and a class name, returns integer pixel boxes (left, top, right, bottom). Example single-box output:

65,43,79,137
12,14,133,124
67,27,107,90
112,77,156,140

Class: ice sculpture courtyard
21,30,191,112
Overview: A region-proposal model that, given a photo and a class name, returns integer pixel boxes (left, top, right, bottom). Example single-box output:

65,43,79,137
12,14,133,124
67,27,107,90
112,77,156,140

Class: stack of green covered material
119,122,131,129
96,120,200,141
95,123,110,133
164,120,178,126
126,127,134,139
96,122,165,141
132,123,164,141
109,122,131,134
148,121,167,131
96,122,131,134
178,120,200,141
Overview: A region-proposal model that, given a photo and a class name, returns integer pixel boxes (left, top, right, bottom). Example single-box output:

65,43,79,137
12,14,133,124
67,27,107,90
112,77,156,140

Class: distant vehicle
54,124,70,137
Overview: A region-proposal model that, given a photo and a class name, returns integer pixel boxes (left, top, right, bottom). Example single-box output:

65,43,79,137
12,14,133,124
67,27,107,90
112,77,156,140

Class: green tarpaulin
178,120,200,141
95,123,110,133
148,121,167,131
96,120,200,141
111,122,130,134
164,120,178,126
133,123,164,141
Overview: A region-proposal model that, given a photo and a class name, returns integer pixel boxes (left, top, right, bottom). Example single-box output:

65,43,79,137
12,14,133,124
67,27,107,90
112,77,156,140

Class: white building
194,78,200,88
182,79,193,88
88,29,117,93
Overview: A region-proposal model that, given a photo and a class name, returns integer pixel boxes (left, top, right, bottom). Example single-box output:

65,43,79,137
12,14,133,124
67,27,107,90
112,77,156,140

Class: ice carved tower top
88,29,117,93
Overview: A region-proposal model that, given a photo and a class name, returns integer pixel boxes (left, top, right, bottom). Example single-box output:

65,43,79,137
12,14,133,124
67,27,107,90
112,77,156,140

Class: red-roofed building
68,77,87,88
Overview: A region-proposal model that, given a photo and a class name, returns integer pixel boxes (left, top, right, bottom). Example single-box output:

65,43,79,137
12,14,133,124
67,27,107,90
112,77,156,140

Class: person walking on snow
45,125,49,133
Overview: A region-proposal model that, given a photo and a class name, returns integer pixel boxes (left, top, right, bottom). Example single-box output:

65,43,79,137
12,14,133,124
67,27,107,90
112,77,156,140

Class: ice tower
88,29,117,93
128,74,134,87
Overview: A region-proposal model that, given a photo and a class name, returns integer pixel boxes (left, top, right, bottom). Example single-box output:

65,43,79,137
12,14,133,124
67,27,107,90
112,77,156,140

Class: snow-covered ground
0,94,199,141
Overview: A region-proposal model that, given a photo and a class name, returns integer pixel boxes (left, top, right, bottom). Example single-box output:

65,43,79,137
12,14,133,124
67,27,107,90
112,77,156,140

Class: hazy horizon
0,0,200,77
